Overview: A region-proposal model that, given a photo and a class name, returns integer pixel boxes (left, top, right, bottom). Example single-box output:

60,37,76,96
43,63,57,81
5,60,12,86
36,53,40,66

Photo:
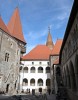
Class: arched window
20,66,22,72
46,79,50,86
69,61,76,90
30,67,35,73
23,78,28,86
46,67,50,73
38,67,43,73
30,78,35,86
38,79,43,86
24,67,28,73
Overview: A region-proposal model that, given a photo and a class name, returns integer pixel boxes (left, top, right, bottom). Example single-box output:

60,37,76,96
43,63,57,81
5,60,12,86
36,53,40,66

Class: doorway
6,84,9,93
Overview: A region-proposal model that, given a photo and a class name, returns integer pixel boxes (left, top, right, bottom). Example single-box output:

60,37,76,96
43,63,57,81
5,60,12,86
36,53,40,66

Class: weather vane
48,26,51,33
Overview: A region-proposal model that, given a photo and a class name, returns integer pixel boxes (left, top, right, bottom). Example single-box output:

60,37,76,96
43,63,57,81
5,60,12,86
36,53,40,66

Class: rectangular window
5,53,9,62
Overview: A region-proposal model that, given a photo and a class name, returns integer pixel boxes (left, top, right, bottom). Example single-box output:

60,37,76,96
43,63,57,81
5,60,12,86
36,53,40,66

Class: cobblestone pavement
0,94,44,100
0,93,56,100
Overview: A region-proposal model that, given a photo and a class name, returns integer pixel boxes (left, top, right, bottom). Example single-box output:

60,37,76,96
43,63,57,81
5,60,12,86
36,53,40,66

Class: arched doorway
6,84,9,93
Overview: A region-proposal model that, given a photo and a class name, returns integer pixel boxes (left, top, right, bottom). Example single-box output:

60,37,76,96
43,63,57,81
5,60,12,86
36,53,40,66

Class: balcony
20,46,26,53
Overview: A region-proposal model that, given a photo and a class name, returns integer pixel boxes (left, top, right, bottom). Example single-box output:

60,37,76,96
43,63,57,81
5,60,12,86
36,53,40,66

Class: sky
0,0,74,53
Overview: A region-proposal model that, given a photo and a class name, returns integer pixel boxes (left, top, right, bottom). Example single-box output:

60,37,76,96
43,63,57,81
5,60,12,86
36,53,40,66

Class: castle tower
7,7,26,44
46,27,54,50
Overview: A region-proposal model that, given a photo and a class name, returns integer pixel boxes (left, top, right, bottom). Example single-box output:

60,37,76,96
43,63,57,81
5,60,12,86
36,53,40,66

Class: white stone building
20,31,54,94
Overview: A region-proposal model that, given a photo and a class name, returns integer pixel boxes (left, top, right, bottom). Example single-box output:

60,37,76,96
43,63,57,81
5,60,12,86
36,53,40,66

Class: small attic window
11,43,13,48
32,62,34,65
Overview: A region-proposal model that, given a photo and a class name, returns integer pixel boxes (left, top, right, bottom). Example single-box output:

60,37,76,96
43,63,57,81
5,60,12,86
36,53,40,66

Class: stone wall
0,29,20,95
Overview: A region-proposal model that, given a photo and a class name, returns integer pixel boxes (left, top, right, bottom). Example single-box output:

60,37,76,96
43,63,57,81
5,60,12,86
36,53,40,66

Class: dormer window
32,62,34,65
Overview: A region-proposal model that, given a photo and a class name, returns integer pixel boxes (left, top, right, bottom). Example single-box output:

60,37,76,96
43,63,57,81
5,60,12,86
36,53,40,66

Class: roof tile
22,45,52,60
0,16,9,33
51,39,62,55
7,8,26,43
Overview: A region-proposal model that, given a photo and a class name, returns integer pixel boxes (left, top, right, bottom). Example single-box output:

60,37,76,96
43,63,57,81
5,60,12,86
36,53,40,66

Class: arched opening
66,65,71,88
46,67,50,73
24,67,28,73
30,67,35,73
75,55,78,91
56,67,61,76
64,67,67,87
69,61,76,90
20,66,22,72
38,67,43,73
75,55,78,73
38,79,43,86
30,79,35,86
46,79,51,86
23,78,28,86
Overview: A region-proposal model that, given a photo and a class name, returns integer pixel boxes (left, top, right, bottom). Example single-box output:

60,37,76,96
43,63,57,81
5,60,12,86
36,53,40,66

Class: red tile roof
0,16,9,34
22,45,52,60
51,39,62,55
7,7,26,43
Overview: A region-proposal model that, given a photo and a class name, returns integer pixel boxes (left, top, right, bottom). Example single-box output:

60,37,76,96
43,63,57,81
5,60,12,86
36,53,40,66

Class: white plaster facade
20,60,51,94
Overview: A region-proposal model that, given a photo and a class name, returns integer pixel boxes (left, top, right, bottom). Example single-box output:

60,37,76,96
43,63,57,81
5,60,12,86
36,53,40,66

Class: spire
7,7,26,44
46,27,54,50
0,16,9,34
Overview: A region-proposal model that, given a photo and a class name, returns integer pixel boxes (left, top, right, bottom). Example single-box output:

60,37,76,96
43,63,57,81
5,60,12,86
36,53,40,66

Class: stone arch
46,79,51,86
38,78,43,86
74,55,78,91
56,66,61,76
24,67,28,73
64,67,67,87
75,55,78,74
69,61,76,90
30,67,35,73
46,67,50,73
23,78,28,86
38,67,43,73
30,78,35,86
66,65,71,88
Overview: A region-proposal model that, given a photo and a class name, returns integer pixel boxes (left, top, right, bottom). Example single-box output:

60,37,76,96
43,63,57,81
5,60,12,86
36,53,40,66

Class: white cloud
28,28,48,40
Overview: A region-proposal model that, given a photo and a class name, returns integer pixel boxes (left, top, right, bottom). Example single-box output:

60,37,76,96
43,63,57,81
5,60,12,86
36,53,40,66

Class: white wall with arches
20,60,51,93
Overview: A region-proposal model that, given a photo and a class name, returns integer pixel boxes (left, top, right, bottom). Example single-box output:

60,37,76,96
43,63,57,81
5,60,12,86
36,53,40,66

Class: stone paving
0,93,56,100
